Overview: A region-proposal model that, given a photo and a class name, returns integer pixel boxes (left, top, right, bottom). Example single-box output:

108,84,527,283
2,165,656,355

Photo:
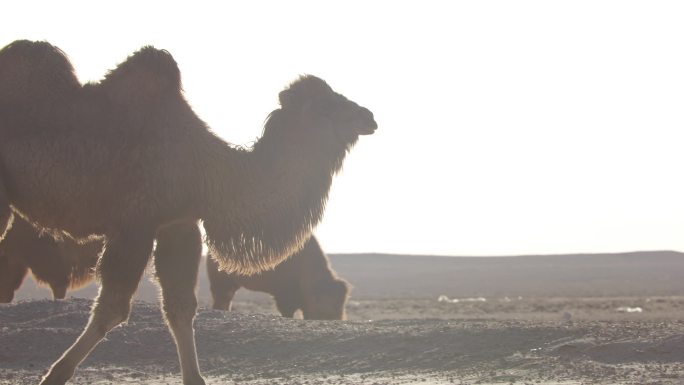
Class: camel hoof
211,302,232,311
183,376,207,385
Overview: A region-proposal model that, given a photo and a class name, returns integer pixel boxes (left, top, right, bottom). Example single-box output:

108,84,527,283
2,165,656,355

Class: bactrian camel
0,40,376,385
207,235,351,320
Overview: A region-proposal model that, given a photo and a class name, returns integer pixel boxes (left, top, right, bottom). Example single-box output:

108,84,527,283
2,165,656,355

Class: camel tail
0,176,13,242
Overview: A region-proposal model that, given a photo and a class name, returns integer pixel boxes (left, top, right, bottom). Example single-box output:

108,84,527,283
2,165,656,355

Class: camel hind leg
40,229,154,385
0,252,28,303
154,222,206,385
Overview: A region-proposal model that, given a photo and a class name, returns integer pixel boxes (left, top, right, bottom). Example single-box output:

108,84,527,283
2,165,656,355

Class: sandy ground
3,252,684,384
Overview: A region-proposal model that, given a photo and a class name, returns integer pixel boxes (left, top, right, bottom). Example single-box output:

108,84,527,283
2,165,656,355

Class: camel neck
201,110,351,275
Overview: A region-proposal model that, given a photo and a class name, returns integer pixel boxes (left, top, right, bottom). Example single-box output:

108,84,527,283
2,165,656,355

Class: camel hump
100,46,182,105
0,40,80,104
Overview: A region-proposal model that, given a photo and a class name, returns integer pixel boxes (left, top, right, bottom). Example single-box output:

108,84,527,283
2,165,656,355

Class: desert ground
3,251,684,384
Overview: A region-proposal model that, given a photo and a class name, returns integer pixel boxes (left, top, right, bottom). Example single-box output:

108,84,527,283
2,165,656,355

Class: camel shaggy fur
207,236,351,320
0,40,376,385
0,216,102,302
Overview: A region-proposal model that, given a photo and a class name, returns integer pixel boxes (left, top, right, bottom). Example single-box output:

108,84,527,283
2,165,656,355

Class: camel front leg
206,255,241,311
50,283,68,300
40,229,154,385
154,222,206,385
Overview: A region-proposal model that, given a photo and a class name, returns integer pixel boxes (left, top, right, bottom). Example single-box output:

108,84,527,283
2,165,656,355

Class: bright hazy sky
3,1,684,256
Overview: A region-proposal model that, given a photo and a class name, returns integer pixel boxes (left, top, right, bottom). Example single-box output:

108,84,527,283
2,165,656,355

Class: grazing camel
0,40,376,385
207,236,351,320
0,216,102,303
0,221,349,320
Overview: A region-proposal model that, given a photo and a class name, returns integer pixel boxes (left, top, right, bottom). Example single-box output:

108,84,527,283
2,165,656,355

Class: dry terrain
3,251,684,384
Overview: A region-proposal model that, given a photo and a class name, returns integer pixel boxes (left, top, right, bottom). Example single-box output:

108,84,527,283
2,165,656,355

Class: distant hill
12,250,684,304
329,250,684,299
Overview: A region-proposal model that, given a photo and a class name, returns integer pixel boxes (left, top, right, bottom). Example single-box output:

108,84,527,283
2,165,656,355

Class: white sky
2,1,684,256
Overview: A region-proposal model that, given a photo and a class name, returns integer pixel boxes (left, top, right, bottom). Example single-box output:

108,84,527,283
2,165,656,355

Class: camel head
302,277,351,320
277,75,377,145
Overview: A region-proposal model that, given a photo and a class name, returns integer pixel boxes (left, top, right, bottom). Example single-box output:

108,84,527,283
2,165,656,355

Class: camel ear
278,89,294,108
278,89,313,114
101,46,182,105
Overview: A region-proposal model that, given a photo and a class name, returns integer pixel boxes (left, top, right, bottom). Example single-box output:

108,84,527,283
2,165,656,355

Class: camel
207,236,351,320
0,216,102,303
0,40,376,385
